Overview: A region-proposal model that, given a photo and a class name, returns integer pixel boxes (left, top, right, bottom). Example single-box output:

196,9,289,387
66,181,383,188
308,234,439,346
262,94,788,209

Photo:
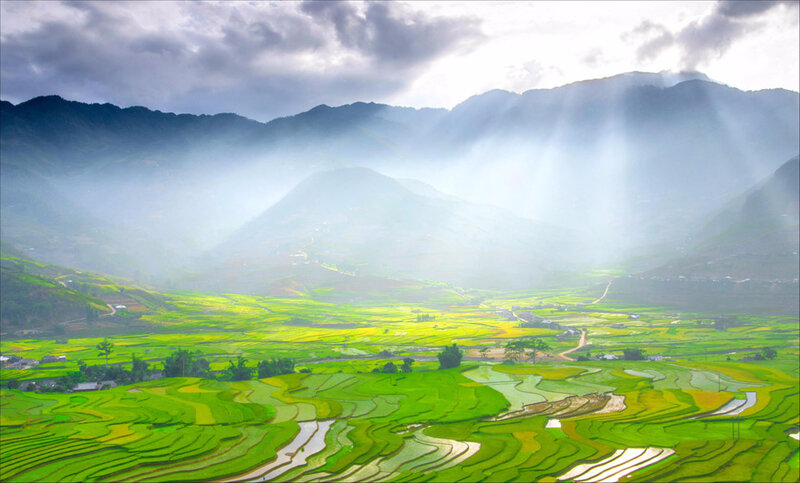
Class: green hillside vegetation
0,261,108,331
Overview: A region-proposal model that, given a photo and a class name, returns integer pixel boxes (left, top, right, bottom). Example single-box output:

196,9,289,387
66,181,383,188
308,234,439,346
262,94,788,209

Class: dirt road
591,279,614,304
557,329,587,361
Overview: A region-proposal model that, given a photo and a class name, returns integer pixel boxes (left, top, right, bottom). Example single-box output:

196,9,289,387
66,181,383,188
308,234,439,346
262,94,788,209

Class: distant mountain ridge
1,71,798,286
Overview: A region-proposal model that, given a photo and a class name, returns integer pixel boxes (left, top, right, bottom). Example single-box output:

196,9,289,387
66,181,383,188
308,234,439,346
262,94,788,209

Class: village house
18,358,40,368
0,354,20,366
40,355,67,364
610,323,625,329
73,382,100,392
556,328,581,341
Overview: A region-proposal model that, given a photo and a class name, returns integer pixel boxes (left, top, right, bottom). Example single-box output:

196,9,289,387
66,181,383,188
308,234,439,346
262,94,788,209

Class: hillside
0,164,180,279
201,167,579,290
0,258,108,333
650,156,799,280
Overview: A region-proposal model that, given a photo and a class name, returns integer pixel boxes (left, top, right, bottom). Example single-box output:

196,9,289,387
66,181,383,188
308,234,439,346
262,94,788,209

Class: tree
401,358,414,373
761,348,777,360
623,348,646,361
131,355,149,382
96,339,114,366
225,356,253,381
381,362,398,374
527,338,550,364
6,379,20,390
163,349,210,378
504,338,550,364
504,340,526,363
479,347,489,361
257,357,295,378
437,344,463,369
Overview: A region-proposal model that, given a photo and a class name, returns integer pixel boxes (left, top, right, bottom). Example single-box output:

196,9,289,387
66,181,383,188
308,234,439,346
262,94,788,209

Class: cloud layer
630,0,798,70
0,1,482,120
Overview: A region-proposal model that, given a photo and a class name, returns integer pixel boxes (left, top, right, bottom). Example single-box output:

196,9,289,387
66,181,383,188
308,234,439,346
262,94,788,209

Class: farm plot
557,447,675,482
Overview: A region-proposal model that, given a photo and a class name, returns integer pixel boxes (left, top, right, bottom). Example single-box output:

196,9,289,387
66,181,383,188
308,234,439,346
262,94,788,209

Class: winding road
591,279,614,304
557,329,588,361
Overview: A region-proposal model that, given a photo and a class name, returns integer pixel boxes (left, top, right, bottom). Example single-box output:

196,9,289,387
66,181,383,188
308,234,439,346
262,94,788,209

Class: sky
1,0,798,121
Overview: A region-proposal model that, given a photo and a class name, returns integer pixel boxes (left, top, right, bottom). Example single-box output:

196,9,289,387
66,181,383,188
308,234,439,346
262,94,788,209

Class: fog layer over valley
1,71,798,293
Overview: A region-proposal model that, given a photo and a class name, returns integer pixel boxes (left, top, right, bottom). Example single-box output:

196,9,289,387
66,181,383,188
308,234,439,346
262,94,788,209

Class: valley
1,66,798,482
1,257,797,482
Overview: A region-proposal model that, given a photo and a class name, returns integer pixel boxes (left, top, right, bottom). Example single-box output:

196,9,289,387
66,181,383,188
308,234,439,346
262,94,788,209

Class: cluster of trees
437,344,463,369
623,348,646,361
373,358,415,374
47,355,150,392
258,357,296,378
504,338,550,364
163,349,212,378
219,356,296,381
741,348,777,361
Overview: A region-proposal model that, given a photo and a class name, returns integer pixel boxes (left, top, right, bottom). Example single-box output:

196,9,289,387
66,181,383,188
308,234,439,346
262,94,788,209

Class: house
556,328,581,341
0,354,20,365
610,323,625,329
19,358,40,367
14,329,44,336
40,355,67,364
73,382,100,392
39,379,57,389
629,314,640,319
114,305,127,310
648,355,663,361
55,339,69,344
602,354,619,360
100,380,118,389
145,372,164,381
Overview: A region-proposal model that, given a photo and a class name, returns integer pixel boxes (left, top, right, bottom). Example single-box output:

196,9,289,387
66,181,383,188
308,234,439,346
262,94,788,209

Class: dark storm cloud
628,0,797,69
0,1,483,120
301,1,482,67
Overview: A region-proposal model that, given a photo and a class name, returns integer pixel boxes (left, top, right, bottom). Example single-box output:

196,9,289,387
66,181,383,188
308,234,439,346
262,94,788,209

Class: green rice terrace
1,275,798,482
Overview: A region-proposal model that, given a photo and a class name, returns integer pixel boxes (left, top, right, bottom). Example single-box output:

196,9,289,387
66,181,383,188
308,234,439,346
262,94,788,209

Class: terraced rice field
1,357,797,482
1,285,797,482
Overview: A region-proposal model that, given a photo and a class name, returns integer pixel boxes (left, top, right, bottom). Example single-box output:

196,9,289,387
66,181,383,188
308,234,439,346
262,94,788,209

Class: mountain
201,167,579,290
423,77,799,237
1,72,798,286
649,155,799,281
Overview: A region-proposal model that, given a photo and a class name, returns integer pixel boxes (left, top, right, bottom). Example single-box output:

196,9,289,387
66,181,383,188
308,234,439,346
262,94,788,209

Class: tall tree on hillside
96,338,114,366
